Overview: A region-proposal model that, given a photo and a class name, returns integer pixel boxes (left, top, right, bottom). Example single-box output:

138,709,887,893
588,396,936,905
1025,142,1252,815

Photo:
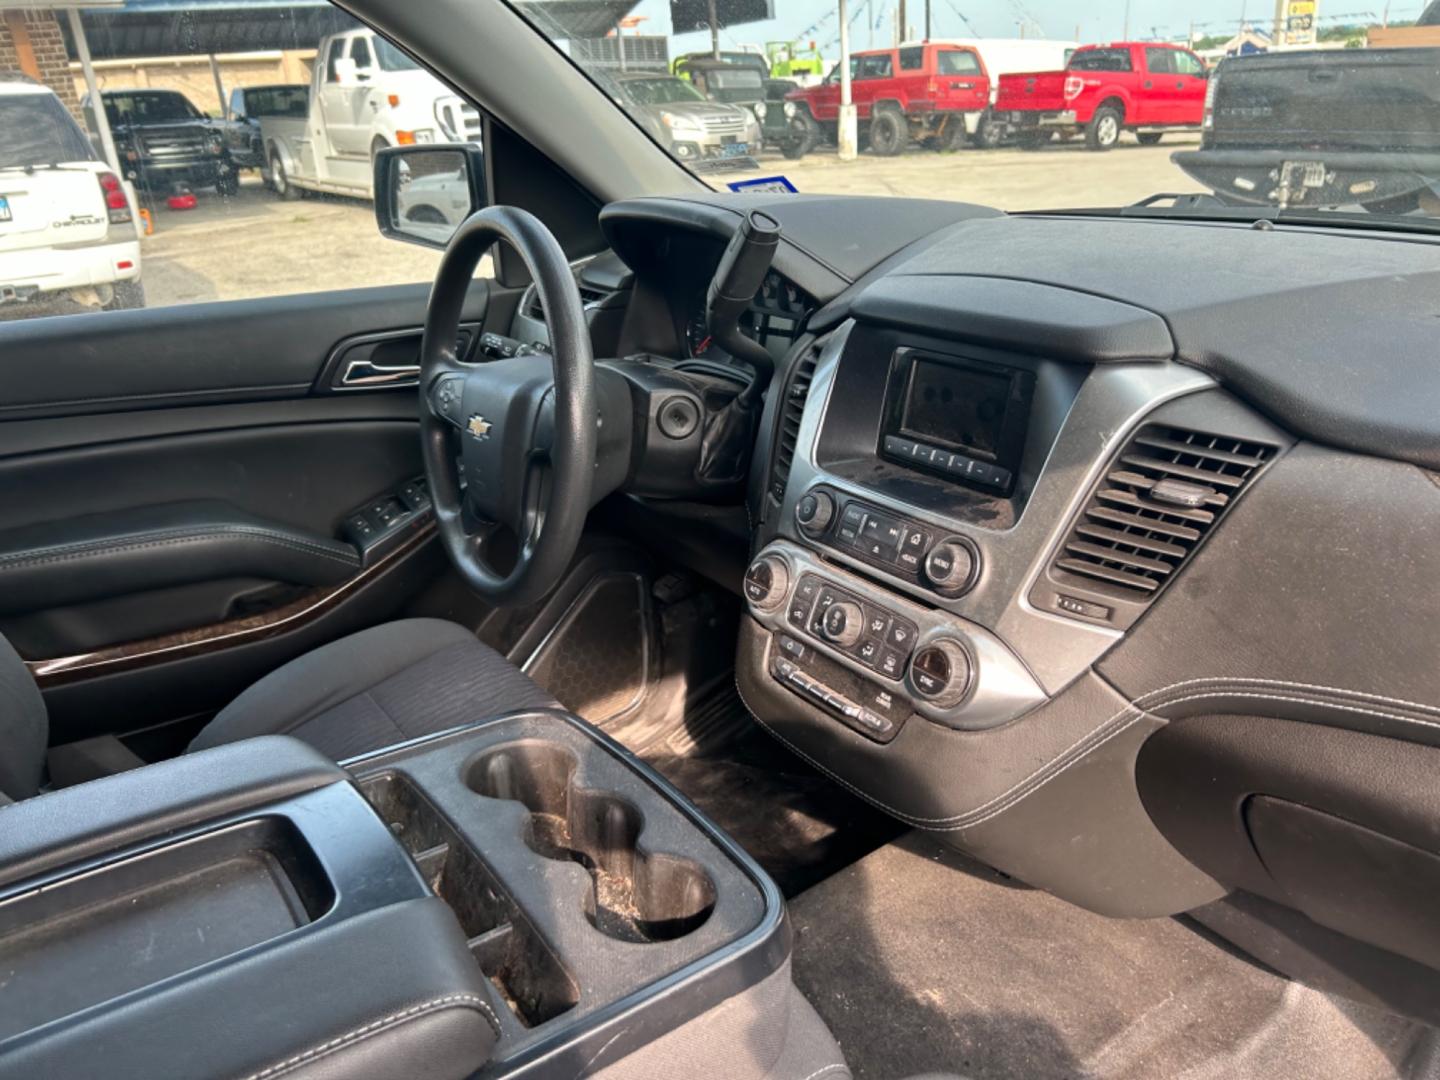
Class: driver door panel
0,279,512,744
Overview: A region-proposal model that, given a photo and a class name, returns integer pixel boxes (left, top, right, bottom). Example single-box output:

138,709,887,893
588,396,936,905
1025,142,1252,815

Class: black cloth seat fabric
0,619,556,799
189,619,558,761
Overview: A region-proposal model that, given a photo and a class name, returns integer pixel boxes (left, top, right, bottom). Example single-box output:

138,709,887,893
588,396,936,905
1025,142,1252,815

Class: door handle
338,359,420,388
955,81,974,90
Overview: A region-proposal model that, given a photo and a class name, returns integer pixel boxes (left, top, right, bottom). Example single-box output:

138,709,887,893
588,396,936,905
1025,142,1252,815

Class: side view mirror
374,143,487,250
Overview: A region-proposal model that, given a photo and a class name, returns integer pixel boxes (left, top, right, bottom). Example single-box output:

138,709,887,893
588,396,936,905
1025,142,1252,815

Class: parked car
918,38,1076,147
222,84,308,171
261,27,481,199
786,42,991,156
1173,47,1440,213
88,88,237,194
608,73,761,166
994,42,1209,151
673,50,771,82
0,80,142,313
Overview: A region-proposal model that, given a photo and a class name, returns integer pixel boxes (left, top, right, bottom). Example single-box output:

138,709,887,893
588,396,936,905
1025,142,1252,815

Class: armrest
0,501,360,616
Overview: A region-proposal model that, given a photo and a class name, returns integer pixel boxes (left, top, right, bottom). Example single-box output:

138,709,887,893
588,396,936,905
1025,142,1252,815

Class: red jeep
786,42,991,156
994,42,1209,150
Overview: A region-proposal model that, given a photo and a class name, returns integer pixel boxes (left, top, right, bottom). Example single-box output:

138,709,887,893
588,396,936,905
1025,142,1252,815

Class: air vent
523,284,608,320
1050,424,1276,601
769,344,819,502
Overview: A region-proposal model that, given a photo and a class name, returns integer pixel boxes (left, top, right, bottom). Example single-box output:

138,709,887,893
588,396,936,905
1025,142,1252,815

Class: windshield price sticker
727,176,798,194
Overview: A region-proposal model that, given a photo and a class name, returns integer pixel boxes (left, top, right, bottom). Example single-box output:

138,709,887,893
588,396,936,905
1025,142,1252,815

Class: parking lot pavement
725,133,1204,208
21,135,1200,317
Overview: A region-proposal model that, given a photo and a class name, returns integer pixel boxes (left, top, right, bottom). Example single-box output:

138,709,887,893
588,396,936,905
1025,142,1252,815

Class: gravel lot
6,133,1203,318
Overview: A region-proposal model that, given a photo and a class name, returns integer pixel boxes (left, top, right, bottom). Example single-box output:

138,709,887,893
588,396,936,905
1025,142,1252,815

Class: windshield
510,0,1440,223
104,91,202,125
0,92,96,168
375,37,421,71
620,77,708,106
244,86,309,118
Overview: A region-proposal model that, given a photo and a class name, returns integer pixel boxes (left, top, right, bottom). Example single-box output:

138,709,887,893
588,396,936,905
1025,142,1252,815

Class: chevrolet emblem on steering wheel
466,415,493,440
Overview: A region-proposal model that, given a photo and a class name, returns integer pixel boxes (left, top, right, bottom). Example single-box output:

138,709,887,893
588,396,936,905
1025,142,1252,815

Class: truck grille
138,132,208,158
435,97,483,142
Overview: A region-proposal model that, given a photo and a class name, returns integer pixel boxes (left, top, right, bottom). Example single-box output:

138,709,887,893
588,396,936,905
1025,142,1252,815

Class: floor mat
790,832,1440,1080
609,678,903,898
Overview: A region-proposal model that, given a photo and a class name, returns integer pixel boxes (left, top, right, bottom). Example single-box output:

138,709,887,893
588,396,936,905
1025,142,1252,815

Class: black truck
1173,47,1440,214
88,89,239,195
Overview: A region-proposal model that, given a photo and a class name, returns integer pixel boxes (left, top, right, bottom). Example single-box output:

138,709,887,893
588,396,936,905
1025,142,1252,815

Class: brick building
0,8,81,118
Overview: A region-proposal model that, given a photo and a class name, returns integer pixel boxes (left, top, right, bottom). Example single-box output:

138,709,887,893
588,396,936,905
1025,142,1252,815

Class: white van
906,38,1077,146
261,28,481,199
0,80,142,313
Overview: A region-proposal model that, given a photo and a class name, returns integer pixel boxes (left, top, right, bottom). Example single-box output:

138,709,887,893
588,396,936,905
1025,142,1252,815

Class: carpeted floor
790,832,1440,1080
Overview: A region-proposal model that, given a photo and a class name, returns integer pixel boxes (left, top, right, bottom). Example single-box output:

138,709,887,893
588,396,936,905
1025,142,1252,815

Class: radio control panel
744,543,1047,734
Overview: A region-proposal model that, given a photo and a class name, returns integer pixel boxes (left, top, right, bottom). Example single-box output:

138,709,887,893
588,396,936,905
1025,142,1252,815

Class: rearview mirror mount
373,143,487,250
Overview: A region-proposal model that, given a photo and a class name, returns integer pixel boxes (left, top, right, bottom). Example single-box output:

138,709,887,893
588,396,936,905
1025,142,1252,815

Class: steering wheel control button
657,395,701,440
910,640,974,708
924,537,979,597
744,556,789,612
430,374,467,425
795,489,836,536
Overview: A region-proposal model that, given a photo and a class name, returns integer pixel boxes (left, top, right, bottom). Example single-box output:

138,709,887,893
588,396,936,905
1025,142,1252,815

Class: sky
624,0,1431,55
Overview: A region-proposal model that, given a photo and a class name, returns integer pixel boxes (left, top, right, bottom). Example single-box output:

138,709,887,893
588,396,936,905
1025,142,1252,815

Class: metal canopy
55,0,639,60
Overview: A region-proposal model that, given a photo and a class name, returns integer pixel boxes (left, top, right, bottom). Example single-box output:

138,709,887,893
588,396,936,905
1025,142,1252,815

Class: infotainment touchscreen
881,349,1034,493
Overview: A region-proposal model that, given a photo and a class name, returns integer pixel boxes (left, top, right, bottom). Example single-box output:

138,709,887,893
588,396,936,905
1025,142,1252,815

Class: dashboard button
778,635,807,661
924,538,978,597
743,556,788,612
910,640,974,708
877,649,905,679
865,610,891,639
856,638,882,665
820,600,864,647
795,576,820,603
883,435,914,458
839,503,867,529
796,490,836,536
885,618,919,652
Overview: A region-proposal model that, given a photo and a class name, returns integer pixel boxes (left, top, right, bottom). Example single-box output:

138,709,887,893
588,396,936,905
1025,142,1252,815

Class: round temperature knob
924,537,978,597
743,555,789,613
909,639,973,709
820,600,864,648
794,490,836,537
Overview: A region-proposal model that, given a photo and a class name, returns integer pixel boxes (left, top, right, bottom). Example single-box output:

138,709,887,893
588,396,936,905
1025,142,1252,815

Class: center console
0,715,786,1080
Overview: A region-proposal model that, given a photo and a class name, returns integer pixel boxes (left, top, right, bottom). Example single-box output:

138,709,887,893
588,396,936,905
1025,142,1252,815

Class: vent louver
1051,424,1276,599
769,345,819,502
524,285,608,320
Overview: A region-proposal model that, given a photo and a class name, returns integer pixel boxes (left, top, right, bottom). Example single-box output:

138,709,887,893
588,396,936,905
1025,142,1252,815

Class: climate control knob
795,490,836,537
924,537,978,597
909,639,973,709
743,555,789,613
820,600,864,648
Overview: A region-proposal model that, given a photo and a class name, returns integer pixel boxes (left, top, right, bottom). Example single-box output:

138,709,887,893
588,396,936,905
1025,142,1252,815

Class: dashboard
580,196,1440,1003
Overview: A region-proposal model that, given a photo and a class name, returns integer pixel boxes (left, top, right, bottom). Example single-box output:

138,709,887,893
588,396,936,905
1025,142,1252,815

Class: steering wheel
419,206,595,607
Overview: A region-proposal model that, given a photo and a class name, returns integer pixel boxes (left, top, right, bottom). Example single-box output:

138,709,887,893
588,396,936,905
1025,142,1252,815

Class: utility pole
1123,0,1131,39
708,0,721,59
1272,0,1285,45
838,0,858,160
924,0,931,39
867,0,874,48
897,0,906,43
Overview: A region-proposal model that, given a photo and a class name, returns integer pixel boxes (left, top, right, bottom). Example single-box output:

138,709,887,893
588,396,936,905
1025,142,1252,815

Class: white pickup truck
261,27,481,199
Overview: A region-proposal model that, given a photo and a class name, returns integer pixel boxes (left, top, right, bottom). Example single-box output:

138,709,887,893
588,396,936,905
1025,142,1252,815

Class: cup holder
468,741,717,944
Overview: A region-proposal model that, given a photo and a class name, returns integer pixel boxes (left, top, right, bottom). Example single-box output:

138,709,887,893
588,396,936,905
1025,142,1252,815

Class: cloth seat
189,618,558,761
0,619,557,799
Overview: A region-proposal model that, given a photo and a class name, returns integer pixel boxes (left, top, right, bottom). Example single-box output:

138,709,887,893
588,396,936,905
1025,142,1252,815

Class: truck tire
1085,105,1123,151
974,112,1004,149
106,281,146,311
782,112,821,159
1136,131,1164,146
869,109,908,156
270,153,301,201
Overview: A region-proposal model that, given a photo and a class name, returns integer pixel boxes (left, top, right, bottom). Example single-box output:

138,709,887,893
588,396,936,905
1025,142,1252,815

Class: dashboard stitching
737,665,1440,830
1130,676,1440,718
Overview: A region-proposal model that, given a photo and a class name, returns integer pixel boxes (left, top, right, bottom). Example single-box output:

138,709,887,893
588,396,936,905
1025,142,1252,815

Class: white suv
0,79,143,313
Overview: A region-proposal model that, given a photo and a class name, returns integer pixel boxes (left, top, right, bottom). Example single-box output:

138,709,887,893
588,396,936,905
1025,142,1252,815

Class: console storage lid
0,737,498,1080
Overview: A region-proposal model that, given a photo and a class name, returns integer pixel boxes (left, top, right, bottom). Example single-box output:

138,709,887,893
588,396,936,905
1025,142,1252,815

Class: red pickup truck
786,42,991,156
994,42,1209,150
